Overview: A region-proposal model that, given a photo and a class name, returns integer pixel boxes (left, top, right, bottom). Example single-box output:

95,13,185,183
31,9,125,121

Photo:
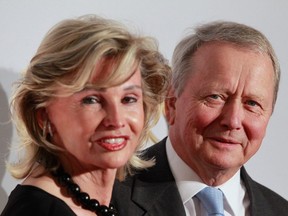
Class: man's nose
220,101,243,130
102,104,125,129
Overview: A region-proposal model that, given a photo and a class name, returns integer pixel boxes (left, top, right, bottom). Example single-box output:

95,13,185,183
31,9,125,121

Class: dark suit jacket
113,138,288,216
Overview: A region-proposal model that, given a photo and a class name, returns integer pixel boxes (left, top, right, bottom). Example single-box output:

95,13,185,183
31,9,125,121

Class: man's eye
82,96,100,104
246,100,259,107
209,94,221,100
122,96,137,104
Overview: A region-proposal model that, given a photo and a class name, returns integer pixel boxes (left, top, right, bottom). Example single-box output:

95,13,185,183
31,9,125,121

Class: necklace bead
52,168,118,216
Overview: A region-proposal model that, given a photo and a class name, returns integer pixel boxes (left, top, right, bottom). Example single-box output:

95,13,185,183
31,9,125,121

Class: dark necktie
196,187,224,216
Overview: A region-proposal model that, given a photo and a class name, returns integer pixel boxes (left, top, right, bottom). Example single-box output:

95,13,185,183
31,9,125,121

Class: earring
42,119,53,137
42,119,47,137
47,121,53,137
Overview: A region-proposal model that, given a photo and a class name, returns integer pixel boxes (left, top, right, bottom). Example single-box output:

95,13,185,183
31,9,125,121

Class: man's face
166,42,275,179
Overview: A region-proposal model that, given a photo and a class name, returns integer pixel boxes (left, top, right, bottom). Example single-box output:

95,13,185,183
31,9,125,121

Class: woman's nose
102,104,125,129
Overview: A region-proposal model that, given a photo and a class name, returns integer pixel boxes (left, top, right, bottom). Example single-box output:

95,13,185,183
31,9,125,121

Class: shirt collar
166,137,244,215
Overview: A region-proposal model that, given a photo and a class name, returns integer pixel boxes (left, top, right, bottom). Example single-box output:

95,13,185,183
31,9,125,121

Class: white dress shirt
166,138,250,216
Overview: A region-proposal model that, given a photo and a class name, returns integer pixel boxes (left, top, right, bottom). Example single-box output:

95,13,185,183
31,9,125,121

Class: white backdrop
0,0,288,211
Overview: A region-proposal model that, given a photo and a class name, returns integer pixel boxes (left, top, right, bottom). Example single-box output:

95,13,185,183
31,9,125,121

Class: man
112,21,288,215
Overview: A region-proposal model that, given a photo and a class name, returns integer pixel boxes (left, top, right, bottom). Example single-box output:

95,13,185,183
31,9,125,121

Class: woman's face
45,67,144,172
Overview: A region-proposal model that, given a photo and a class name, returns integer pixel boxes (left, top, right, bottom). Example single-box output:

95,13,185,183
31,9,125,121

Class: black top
1,184,76,216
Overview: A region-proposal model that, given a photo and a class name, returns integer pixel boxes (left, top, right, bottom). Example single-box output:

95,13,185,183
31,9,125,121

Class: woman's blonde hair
8,15,171,181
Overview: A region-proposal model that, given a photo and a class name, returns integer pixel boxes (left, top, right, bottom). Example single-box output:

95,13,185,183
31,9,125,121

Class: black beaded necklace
52,168,118,216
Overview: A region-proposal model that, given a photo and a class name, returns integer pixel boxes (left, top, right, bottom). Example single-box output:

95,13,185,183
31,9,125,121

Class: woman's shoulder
1,185,76,216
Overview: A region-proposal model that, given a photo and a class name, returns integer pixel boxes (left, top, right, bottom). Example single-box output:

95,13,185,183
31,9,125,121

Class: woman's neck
70,168,117,205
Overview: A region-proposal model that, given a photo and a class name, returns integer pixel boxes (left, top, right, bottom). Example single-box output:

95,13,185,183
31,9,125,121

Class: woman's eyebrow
80,84,142,92
123,85,142,91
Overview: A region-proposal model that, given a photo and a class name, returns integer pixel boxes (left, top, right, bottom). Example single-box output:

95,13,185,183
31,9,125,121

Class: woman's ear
164,87,177,125
37,108,54,137
36,108,47,129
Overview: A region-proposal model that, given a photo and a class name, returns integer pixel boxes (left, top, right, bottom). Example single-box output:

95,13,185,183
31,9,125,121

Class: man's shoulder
113,137,172,187
241,167,288,214
249,178,288,204
141,137,167,159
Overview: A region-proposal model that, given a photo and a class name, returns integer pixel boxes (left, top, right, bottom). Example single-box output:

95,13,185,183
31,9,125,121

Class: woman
1,15,170,216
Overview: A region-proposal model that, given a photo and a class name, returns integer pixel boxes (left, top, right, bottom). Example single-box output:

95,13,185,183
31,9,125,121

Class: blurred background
1,0,288,211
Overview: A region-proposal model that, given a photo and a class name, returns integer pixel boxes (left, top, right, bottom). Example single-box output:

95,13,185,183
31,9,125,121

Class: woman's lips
97,137,128,151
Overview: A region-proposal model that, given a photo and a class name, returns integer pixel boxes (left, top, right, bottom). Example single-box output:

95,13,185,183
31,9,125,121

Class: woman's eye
82,96,100,105
122,96,137,104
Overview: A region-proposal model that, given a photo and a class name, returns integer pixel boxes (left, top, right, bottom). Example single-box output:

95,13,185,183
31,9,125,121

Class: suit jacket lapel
131,138,186,216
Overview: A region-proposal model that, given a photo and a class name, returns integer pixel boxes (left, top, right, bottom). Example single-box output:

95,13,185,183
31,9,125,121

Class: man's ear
164,87,177,125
